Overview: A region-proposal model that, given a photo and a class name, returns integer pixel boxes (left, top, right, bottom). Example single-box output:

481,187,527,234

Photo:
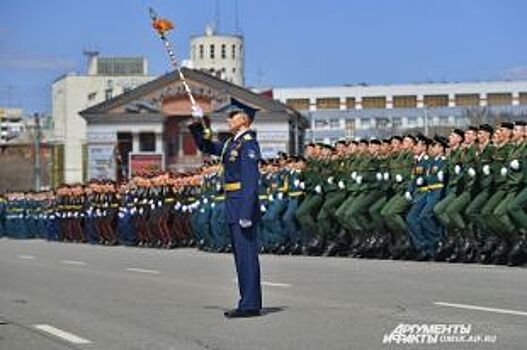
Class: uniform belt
214,196,225,201
165,198,175,203
288,191,304,197
426,183,444,190
224,182,241,191
259,195,269,200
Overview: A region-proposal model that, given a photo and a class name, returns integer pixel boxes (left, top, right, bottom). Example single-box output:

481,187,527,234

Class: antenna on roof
214,0,221,33
234,0,241,34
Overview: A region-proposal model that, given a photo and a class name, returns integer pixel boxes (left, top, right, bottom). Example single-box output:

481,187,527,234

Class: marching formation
1,121,527,266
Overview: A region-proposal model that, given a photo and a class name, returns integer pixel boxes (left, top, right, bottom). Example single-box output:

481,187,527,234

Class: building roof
79,68,304,125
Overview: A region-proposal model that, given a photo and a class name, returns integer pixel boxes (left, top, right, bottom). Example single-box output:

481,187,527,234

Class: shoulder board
243,134,253,141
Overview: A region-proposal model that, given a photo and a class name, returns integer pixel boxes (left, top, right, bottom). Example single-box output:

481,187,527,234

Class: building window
105,89,113,100
393,95,417,108
345,119,355,132
424,95,448,107
362,96,386,109
346,97,356,109
315,120,329,129
232,68,236,73
407,116,417,127
139,132,156,152
232,44,236,59
438,116,449,125
192,45,196,60
221,44,226,59
210,44,215,59
286,98,310,110
392,117,402,129
487,93,512,106
360,118,372,128
520,92,527,105
316,97,340,110
376,117,390,128
330,119,341,129
199,45,204,59
87,92,97,101
455,93,480,106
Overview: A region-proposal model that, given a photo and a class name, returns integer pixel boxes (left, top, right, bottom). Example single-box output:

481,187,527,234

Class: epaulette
243,134,253,141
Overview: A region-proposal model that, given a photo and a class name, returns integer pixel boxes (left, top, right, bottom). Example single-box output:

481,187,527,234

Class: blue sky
1,0,527,114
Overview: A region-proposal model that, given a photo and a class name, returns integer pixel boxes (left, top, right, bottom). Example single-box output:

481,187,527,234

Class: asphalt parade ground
0,238,526,350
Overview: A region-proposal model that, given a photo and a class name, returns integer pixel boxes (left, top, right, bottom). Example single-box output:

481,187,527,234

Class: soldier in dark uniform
189,98,263,318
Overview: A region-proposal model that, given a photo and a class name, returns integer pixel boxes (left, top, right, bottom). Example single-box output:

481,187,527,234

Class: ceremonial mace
149,7,204,121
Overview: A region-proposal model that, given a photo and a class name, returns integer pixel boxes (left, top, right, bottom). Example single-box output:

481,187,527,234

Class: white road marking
17,255,35,260
233,279,291,288
434,302,527,317
33,324,92,344
262,281,292,288
60,260,86,266
126,268,161,275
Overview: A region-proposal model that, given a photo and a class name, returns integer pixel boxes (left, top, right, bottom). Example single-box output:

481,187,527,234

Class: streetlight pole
33,113,41,191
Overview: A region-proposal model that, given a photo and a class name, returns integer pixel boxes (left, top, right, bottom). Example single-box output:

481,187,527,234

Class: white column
132,133,140,152
480,93,487,107
512,92,520,106
155,133,163,153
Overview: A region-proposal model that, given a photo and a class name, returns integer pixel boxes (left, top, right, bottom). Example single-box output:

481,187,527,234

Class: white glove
191,104,204,118
351,171,357,180
133,197,138,203
383,172,390,181
468,168,476,177
139,208,144,215
327,176,334,185
211,203,216,208
338,181,345,189
501,167,508,176
437,170,444,182
216,183,222,191
299,182,306,190
203,198,209,204
482,164,490,176
376,173,383,181
182,205,188,212
293,179,300,187
118,212,125,219
405,191,412,201
142,199,147,204
130,207,137,215
157,200,162,207
260,204,267,213
239,219,252,228
148,199,153,205
268,194,274,201
277,192,284,200
174,202,181,210
510,159,520,170
395,174,403,183
150,204,156,210
416,177,424,186
315,185,322,194
356,175,363,184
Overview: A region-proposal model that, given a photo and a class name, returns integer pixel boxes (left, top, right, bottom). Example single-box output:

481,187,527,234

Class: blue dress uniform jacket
189,122,262,311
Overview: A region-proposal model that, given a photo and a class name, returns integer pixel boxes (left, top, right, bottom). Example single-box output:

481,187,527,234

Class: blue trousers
229,222,262,311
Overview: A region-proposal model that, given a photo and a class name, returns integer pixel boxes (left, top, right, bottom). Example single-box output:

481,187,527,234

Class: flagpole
149,7,204,121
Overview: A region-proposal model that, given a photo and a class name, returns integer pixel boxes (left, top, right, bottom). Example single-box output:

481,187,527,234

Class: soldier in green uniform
433,128,465,261
492,121,527,264
464,124,496,262
296,143,326,254
478,123,514,263
380,135,416,259
503,121,527,265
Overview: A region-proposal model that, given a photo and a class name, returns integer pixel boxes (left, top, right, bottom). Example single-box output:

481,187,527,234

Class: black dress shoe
224,309,262,318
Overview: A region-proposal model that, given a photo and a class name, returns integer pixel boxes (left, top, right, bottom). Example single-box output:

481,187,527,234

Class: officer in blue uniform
189,98,263,318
